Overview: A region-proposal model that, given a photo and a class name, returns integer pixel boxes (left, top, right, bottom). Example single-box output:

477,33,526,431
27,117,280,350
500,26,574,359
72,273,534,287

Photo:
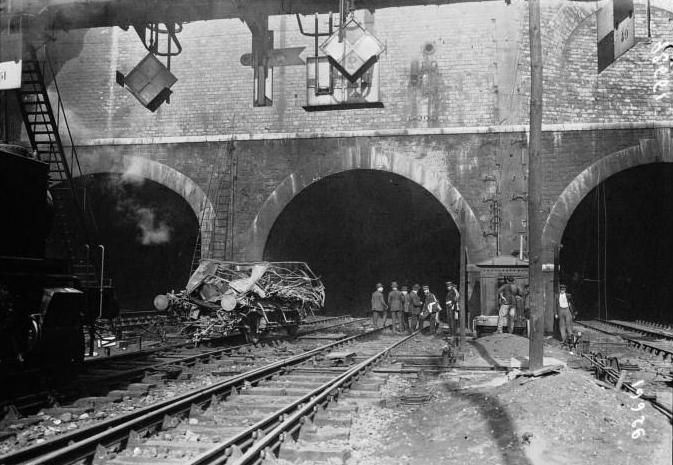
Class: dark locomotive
0,144,86,371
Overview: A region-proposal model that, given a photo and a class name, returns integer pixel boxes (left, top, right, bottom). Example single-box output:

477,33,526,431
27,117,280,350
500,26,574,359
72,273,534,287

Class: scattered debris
155,261,325,342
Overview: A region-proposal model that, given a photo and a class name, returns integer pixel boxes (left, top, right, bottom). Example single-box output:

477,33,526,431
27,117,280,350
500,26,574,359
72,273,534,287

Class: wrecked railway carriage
154,261,325,342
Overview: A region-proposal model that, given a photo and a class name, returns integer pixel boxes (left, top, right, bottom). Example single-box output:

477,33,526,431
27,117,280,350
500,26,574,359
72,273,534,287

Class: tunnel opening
263,169,461,316
559,163,673,323
70,173,199,311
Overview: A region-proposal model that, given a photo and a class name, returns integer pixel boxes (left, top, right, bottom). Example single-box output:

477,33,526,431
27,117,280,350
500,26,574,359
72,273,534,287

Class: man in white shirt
556,284,574,343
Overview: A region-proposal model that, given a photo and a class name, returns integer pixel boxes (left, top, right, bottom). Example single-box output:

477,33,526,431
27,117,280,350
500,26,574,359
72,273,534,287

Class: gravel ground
346,332,672,465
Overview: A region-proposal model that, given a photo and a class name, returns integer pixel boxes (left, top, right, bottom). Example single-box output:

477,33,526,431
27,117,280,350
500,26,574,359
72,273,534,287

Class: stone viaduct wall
72,125,673,330
14,0,673,329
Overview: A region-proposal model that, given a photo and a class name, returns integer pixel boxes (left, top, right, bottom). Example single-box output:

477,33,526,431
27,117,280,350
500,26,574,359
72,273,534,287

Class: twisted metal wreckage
154,261,325,342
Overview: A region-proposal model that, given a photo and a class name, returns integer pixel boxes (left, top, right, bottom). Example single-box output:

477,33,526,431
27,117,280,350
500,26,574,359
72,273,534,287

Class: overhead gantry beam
15,0,483,30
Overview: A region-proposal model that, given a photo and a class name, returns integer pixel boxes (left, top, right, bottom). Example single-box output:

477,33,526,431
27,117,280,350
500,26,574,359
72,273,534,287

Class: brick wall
73,127,652,262
547,5,673,123
44,1,673,141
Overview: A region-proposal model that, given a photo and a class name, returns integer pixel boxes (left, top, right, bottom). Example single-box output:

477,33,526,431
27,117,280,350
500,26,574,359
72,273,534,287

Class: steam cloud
103,165,173,246
121,157,146,185
135,207,172,245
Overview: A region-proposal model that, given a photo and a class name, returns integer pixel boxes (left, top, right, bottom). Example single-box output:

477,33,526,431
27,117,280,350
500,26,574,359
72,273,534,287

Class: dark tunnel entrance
263,170,461,315
70,174,199,311
559,163,673,323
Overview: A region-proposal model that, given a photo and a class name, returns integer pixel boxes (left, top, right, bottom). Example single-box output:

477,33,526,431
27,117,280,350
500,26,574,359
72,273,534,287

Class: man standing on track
388,282,405,333
409,284,422,332
445,281,460,336
371,283,388,329
401,285,411,332
421,285,441,335
497,276,522,334
556,284,574,343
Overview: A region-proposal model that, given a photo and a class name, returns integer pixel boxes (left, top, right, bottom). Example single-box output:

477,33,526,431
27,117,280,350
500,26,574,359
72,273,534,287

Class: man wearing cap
388,282,405,332
409,284,422,332
556,284,574,343
497,276,523,334
371,283,388,328
445,281,460,336
421,285,441,335
401,285,411,332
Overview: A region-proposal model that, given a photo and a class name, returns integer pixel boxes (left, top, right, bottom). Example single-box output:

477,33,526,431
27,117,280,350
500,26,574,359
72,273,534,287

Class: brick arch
242,151,489,262
549,0,673,60
73,154,215,256
541,131,673,264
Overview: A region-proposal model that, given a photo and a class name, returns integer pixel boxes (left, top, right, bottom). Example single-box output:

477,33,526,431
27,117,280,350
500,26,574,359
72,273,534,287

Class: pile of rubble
154,260,325,342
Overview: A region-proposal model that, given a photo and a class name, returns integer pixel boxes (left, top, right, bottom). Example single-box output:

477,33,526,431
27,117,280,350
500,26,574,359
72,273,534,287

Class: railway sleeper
210,404,290,416
105,457,188,465
275,374,347,383
116,438,217,460
173,423,252,439
71,395,123,408
258,379,327,389
278,442,352,464
240,387,308,397
277,375,389,464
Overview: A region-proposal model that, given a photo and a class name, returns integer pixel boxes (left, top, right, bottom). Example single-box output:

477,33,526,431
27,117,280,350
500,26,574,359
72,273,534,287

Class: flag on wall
597,0,635,73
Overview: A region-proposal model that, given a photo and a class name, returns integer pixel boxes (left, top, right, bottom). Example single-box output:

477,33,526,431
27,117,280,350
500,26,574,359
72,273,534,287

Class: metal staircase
15,49,113,309
190,137,238,272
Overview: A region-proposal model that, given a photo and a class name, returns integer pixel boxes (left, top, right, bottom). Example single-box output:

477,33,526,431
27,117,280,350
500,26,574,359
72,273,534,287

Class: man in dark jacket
401,285,411,332
371,283,388,328
388,282,405,332
409,284,422,332
421,285,441,335
445,281,460,336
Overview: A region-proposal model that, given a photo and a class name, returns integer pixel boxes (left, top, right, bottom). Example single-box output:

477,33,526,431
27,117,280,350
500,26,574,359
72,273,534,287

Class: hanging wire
602,177,608,321
596,173,602,320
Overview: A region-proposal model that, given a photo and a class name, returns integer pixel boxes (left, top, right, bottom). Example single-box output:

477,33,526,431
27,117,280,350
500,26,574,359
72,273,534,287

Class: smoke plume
135,207,171,245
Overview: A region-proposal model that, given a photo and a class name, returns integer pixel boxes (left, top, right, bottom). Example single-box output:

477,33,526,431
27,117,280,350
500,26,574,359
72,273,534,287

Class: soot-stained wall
75,174,199,310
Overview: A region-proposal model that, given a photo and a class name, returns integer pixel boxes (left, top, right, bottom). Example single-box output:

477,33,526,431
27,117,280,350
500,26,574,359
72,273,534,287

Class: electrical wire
596,171,601,319
602,177,608,321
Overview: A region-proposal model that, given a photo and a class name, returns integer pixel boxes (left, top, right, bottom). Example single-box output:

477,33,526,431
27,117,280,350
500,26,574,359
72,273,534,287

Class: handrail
43,52,85,180
39,48,102,256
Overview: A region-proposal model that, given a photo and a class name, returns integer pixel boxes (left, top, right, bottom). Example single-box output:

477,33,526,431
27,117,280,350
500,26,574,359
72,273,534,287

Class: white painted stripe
63,121,673,147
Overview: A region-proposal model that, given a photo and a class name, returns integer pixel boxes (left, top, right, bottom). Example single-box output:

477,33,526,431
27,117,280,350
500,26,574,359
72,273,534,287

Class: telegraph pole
528,0,544,371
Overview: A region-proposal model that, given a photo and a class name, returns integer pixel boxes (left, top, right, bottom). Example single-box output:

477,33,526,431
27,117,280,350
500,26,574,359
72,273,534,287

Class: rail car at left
0,144,90,372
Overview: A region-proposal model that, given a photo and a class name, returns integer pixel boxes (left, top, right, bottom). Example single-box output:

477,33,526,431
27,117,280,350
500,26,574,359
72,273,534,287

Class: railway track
0,325,414,465
580,352,673,423
0,318,368,435
575,320,673,361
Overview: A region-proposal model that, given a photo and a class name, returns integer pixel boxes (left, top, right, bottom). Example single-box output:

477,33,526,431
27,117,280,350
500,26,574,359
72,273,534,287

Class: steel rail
581,353,673,423
224,331,419,465
1,343,252,415
575,321,673,361
635,320,673,331
297,317,369,336
301,315,351,326
1,318,366,417
0,327,383,465
84,315,353,367
597,319,673,341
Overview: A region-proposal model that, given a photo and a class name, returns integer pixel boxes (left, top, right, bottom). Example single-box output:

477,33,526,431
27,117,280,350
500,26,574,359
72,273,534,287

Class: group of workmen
370,281,461,335
496,276,576,343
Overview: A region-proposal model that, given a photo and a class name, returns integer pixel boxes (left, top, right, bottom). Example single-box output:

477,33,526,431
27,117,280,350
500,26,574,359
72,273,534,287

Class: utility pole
528,0,544,371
